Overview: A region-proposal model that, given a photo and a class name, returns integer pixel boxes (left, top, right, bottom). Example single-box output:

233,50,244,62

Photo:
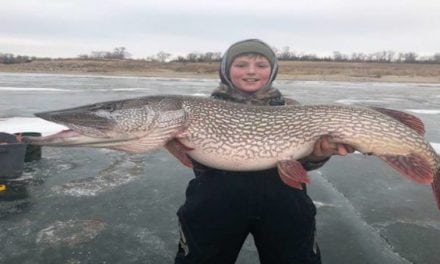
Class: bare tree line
78,47,131,60
81,46,440,64
0,47,130,64
0,53,36,64
79,49,222,63
2,46,440,64
274,46,440,63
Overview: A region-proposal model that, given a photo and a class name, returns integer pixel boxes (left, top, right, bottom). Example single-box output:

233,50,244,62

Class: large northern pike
25,95,440,210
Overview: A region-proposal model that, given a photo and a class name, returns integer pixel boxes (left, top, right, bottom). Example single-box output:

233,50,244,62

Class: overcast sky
1,0,439,58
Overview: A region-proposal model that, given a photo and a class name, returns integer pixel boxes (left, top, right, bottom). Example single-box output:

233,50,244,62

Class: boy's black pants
175,167,321,264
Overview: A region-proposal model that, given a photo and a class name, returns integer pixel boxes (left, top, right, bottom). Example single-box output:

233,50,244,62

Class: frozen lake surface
0,72,439,264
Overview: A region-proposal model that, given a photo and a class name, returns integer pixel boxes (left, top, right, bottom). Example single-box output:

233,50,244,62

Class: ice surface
0,117,67,136
0,87,70,92
407,109,440,114
0,73,439,264
432,143,440,153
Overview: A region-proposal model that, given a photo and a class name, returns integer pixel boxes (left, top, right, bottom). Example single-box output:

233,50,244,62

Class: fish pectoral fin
165,139,194,168
379,154,433,184
277,159,310,190
370,107,425,136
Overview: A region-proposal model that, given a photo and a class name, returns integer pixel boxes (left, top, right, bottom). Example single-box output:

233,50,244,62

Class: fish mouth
23,129,95,146
23,129,132,147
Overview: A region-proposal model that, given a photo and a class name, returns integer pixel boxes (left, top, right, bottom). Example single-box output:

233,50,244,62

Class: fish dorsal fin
370,107,425,135
379,154,433,184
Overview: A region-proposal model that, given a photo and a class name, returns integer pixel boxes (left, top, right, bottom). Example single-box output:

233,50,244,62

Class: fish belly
187,149,279,171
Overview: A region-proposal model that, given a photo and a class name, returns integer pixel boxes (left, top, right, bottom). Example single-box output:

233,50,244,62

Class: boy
175,39,353,264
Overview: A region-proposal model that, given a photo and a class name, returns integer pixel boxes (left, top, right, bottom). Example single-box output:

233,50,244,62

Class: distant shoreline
1,59,440,83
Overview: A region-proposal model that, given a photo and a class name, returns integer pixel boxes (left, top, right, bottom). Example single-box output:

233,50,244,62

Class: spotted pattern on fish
28,95,440,209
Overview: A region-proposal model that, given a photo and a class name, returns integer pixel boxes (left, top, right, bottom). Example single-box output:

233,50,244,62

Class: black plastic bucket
15,132,42,162
0,132,26,179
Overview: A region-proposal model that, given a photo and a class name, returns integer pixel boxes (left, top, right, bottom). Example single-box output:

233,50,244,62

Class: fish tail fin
381,153,440,210
432,166,440,210
379,154,433,184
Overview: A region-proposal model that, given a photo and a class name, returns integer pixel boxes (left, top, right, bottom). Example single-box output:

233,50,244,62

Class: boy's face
229,54,272,93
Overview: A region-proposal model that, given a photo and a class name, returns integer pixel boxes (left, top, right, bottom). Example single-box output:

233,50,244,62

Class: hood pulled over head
214,39,284,106
219,39,278,91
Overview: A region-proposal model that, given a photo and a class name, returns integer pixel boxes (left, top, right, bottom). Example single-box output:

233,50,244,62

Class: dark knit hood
213,39,283,106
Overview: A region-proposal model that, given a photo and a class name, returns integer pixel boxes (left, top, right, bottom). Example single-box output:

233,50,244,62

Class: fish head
36,102,119,138
28,96,184,148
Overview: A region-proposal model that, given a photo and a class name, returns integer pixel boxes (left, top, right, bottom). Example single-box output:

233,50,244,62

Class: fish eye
89,104,103,111
103,104,117,112
90,103,116,112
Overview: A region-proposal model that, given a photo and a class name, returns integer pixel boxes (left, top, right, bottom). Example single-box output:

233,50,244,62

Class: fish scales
25,95,440,210
182,97,424,160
